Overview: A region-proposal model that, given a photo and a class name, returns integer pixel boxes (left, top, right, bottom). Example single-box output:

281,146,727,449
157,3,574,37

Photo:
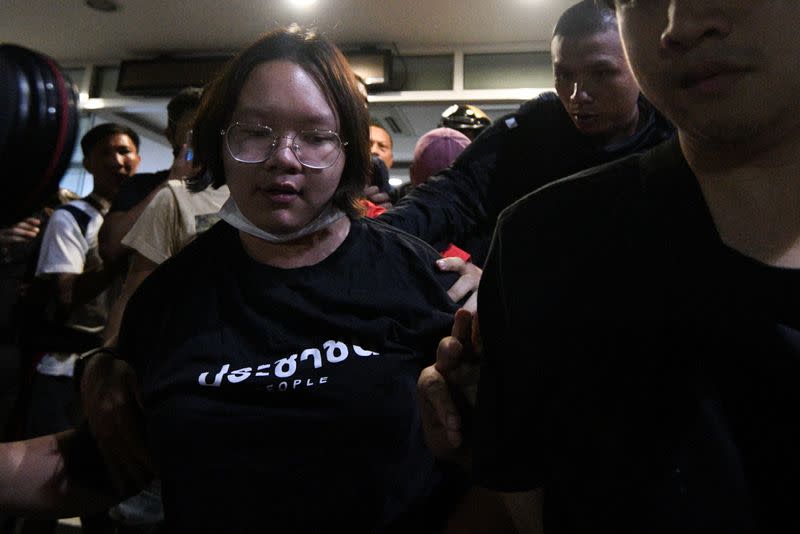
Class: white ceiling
3,0,573,62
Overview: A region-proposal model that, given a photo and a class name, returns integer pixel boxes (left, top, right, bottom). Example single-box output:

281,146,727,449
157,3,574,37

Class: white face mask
218,197,346,244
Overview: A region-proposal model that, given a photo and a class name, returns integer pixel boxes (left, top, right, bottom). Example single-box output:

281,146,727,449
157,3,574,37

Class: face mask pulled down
218,197,346,244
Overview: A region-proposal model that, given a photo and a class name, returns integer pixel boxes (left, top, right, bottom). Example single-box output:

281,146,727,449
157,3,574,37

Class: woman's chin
259,214,316,236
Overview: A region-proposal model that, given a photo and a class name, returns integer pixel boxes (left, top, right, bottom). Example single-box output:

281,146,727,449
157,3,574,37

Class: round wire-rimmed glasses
221,122,347,169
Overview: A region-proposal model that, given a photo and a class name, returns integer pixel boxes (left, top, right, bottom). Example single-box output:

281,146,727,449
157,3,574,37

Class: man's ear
82,156,92,174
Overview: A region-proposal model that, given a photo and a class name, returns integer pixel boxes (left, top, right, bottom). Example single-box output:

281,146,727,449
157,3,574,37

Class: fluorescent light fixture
289,0,317,8
81,98,105,110
388,178,403,187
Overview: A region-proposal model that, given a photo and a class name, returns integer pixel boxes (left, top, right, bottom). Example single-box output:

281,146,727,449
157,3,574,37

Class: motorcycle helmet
438,104,491,140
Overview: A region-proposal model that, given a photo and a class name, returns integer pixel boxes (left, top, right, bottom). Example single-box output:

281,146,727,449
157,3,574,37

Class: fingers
445,273,480,304
437,258,482,304
176,143,189,162
436,335,464,375
462,291,478,314
20,217,42,232
451,308,473,345
436,256,466,273
168,145,200,181
436,309,473,373
363,185,392,209
418,366,463,451
0,218,41,245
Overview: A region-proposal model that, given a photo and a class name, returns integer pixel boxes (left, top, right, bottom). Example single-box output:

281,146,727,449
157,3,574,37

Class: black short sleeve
109,170,169,213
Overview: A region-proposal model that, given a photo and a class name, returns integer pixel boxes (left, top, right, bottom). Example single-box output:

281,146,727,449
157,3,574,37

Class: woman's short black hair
553,0,618,39
190,26,370,219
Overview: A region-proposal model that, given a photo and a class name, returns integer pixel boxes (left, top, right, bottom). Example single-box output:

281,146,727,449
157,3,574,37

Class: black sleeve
109,172,167,213
116,262,172,376
471,205,555,492
378,113,513,249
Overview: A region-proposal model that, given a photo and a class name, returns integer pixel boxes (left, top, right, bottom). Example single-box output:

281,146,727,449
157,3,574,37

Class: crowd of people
0,0,797,532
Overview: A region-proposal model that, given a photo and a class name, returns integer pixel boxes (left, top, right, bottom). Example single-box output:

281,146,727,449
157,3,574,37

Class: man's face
552,29,641,144
616,0,800,148
83,133,140,196
369,125,393,168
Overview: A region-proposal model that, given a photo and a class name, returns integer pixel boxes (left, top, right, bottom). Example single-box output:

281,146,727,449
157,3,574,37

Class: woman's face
223,60,346,235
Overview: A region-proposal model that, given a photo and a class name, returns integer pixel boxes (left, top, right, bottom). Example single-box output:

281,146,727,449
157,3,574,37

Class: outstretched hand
418,308,482,468
363,185,392,210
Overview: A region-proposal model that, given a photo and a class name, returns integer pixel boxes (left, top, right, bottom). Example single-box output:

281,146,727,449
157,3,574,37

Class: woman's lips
260,184,300,204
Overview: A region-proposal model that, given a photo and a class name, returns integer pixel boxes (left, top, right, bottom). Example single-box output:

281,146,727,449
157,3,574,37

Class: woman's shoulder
351,217,459,299
137,221,234,291
355,217,444,263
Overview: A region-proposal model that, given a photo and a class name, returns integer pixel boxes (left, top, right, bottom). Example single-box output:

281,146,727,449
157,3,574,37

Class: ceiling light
289,0,317,8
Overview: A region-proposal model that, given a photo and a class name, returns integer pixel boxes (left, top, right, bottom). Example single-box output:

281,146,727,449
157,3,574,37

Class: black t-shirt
474,138,800,533
118,218,463,533
380,92,674,266
109,170,169,213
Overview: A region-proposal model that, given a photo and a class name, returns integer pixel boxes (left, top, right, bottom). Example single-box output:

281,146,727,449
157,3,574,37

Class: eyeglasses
221,122,347,169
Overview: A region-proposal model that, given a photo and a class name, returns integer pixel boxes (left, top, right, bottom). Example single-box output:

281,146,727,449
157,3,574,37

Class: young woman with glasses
0,27,472,533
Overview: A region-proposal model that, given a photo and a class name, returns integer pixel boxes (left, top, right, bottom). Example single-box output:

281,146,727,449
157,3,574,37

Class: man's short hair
370,123,393,146
167,86,204,126
80,123,140,156
553,0,617,39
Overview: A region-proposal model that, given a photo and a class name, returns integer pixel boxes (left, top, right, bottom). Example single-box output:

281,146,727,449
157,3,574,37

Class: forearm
98,185,163,265
381,165,491,246
98,213,138,266
0,431,118,518
103,258,153,343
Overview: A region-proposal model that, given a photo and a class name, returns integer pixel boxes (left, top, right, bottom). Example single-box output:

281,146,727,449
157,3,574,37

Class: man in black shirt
379,0,674,265
421,0,800,532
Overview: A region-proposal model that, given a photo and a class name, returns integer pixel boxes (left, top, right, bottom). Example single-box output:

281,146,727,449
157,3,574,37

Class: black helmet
439,104,491,140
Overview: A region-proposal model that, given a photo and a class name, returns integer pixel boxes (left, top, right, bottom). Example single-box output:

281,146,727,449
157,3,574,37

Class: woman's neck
238,216,352,269
680,131,800,268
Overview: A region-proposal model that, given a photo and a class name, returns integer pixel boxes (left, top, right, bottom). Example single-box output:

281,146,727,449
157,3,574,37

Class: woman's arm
103,251,159,343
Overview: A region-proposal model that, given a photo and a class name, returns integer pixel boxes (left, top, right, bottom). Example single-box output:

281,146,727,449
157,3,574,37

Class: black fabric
109,170,169,213
380,92,674,266
117,219,465,533
57,205,91,236
473,138,800,533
